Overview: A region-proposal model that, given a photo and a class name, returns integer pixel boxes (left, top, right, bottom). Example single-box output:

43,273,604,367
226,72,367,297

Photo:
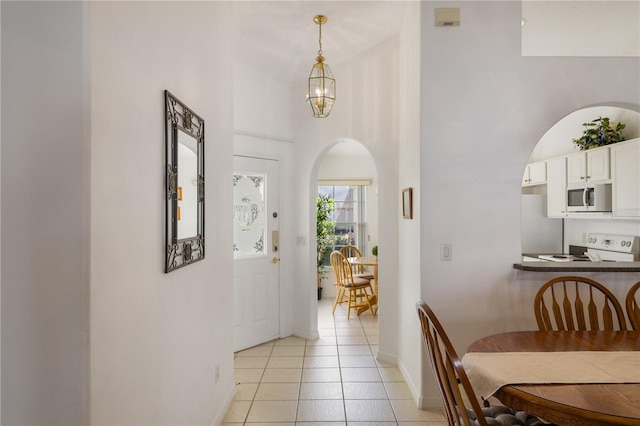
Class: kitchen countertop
514,257,640,272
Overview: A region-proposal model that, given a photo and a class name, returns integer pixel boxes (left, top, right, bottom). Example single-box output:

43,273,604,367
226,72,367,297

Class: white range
536,233,639,262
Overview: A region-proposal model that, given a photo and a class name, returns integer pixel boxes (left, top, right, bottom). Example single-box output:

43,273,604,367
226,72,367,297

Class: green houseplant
572,116,625,151
371,245,378,257
316,194,335,300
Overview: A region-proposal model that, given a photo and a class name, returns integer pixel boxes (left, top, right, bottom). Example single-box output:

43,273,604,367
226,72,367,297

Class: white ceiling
232,1,409,87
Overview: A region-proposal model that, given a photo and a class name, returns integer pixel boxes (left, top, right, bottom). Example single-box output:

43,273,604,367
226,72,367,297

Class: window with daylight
317,182,369,267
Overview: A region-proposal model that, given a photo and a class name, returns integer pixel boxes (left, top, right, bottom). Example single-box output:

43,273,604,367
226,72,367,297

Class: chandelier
307,15,336,118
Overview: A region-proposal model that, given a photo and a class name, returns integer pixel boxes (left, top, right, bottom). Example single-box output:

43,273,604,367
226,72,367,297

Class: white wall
90,2,234,424
395,0,423,406
234,61,294,142
418,1,640,408
522,1,640,57
1,3,89,424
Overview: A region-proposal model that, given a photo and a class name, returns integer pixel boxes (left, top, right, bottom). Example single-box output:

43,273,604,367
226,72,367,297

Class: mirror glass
165,90,205,272
177,130,198,240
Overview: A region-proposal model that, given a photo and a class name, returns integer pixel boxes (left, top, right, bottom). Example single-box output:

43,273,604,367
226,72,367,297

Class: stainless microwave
567,184,612,212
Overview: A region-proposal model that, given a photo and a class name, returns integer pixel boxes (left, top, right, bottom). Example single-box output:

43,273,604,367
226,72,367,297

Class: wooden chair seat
534,276,627,331
353,272,375,280
345,277,371,287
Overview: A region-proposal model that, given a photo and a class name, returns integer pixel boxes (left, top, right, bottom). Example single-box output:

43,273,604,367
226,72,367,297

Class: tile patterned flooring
222,299,447,425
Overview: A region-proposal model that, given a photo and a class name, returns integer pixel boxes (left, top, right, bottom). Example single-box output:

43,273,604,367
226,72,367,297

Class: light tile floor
223,299,447,425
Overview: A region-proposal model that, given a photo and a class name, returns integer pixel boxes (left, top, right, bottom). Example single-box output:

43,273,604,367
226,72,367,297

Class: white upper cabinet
522,161,547,186
611,138,640,218
567,146,610,185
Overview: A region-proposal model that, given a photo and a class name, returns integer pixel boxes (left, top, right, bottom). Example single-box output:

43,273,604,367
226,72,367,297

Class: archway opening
314,138,379,305
520,106,640,259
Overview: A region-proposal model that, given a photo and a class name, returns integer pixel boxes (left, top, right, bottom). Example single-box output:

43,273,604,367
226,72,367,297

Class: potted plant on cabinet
572,116,625,150
316,194,335,300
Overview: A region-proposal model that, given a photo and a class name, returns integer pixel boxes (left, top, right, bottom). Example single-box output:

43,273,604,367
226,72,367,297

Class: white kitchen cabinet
546,157,567,217
611,138,640,218
567,146,610,185
522,161,547,186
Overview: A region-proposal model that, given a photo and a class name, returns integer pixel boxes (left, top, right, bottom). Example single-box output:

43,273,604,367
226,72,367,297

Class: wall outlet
214,364,219,383
440,244,452,261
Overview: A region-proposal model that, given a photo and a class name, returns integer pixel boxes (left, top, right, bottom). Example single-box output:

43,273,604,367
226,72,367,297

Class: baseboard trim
375,348,397,365
292,327,320,341
212,384,236,426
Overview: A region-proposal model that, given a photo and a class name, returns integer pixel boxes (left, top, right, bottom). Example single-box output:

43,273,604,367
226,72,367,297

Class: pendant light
307,15,335,118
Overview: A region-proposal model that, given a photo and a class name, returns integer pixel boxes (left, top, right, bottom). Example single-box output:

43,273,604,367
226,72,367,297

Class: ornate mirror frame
165,90,205,272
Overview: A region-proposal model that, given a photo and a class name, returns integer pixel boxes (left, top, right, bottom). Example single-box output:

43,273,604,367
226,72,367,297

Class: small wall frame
402,187,413,219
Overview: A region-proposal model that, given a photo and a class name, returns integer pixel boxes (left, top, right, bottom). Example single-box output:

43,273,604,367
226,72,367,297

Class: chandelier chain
318,21,323,57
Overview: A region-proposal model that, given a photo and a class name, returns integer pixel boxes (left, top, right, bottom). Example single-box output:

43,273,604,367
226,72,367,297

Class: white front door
233,156,280,352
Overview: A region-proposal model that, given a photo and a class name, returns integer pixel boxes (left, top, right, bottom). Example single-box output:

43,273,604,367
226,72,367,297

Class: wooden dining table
348,255,378,295
463,330,640,426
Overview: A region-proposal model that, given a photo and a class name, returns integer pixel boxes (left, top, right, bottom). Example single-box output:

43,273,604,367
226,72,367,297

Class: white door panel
233,156,280,352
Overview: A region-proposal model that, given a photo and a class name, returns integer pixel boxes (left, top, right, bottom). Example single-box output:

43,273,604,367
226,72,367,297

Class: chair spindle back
340,245,366,274
534,276,627,331
626,281,640,330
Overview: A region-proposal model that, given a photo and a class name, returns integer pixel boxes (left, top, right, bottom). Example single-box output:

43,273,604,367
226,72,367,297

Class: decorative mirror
165,90,205,272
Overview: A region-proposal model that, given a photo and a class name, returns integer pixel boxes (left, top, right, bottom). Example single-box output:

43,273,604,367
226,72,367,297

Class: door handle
272,230,279,252
271,257,280,264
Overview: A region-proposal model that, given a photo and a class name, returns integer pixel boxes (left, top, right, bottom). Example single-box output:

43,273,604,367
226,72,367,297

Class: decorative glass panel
233,173,266,258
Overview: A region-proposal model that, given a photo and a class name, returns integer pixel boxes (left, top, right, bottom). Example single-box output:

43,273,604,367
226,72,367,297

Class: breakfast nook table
462,330,640,426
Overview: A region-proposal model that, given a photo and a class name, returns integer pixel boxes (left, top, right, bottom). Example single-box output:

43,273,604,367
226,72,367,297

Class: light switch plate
440,244,452,261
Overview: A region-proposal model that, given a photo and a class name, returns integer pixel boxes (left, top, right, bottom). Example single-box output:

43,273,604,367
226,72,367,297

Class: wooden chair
534,276,627,331
339,245,374,279
626,281,640,330
416,302,552,426
330,251,376,319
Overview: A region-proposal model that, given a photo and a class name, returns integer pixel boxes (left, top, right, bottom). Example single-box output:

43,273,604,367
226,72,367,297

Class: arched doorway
315,138,379,304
